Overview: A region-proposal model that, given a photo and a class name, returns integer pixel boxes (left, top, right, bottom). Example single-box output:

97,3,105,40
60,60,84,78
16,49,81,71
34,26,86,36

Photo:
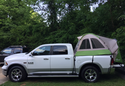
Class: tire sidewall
9,66,27,82
81,66,100,82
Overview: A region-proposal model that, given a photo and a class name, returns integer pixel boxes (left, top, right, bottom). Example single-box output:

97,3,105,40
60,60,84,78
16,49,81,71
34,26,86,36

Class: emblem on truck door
28,62,34,64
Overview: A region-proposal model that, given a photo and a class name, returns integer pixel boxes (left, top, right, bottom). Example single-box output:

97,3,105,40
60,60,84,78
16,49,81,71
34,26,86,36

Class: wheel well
79,63,101,76
7,64,27,75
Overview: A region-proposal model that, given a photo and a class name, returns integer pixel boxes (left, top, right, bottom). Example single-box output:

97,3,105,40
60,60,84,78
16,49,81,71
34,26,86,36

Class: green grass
1,71,125,86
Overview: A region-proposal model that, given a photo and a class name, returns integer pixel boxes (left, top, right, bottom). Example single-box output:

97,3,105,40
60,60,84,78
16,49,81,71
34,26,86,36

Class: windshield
1,48,12,54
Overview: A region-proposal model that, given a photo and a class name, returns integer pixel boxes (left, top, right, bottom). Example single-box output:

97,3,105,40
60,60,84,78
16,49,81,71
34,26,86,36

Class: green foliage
112,27,125,58
0,0,46,50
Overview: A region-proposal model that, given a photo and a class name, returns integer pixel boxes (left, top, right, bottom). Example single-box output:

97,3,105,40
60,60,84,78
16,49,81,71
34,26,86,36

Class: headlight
4,61,8,66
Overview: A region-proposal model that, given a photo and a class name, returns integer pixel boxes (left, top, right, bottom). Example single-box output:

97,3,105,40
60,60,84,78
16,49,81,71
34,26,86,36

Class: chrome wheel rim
11,69,22,81
84,69,97,82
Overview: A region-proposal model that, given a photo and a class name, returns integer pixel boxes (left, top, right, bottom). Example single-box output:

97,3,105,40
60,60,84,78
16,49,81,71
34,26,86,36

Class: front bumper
2,65,8,76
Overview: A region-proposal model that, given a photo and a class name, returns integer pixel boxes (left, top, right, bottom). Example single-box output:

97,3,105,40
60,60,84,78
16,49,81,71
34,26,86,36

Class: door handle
65,58,70,60
44,58,49,60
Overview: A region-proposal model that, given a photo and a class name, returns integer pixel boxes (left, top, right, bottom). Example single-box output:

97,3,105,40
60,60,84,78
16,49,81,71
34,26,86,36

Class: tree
0,0,46,50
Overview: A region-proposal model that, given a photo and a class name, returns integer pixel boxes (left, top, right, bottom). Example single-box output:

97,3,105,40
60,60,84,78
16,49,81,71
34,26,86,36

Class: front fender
7,62,28,75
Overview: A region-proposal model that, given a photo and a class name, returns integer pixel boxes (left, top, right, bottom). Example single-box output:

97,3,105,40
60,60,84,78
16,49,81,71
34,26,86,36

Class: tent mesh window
91,38,104,49
80,39,90,49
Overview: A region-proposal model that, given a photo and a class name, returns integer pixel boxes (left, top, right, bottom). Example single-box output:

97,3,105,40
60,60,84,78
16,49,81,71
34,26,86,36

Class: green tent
74,33,123,63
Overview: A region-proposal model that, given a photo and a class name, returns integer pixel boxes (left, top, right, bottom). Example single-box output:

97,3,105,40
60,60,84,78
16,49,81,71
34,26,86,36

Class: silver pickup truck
2,33,124,82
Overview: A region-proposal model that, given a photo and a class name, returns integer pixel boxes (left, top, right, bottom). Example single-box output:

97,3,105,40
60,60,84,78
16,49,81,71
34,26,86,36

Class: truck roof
9,45,27,48
41,43,72,45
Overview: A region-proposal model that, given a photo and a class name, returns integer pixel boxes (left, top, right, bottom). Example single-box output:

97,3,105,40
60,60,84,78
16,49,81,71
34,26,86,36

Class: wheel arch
79,63,102,76
7,64,28,75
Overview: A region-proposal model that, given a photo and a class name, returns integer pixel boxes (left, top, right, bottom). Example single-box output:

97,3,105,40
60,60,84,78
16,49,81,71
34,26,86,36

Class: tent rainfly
74,33,122,63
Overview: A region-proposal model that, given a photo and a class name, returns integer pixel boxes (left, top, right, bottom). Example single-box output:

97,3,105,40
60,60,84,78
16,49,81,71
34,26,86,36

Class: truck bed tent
75,33,122,63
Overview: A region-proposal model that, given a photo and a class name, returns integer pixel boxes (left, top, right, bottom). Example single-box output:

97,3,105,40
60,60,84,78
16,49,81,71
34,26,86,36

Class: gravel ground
0,65,9,85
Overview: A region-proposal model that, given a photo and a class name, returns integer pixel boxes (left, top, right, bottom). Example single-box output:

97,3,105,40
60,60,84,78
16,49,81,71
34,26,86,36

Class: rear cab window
52,45,68,55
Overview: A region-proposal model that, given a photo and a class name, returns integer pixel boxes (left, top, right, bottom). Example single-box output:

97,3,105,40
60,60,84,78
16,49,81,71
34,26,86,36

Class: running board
28,75,79,78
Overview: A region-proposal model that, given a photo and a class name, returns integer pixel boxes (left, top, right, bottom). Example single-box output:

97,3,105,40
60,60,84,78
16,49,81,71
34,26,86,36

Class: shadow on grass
26,77,80,83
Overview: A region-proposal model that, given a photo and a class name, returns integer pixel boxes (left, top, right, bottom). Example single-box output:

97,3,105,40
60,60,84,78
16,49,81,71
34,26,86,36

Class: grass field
1,71,125,86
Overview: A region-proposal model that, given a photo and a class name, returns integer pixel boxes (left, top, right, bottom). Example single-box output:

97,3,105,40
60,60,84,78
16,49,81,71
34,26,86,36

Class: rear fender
77,62,102,75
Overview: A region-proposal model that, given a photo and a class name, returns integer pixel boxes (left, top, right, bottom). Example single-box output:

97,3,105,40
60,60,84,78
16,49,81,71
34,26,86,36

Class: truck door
50,45,73,74
27,46,51,74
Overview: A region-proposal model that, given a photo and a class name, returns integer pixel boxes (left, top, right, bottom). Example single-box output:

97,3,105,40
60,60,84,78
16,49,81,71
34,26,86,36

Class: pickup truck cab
2,33,124,82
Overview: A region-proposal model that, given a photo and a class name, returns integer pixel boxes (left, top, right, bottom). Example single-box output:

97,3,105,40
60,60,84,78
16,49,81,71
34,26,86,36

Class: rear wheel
80,66,100,82
9,66,27,82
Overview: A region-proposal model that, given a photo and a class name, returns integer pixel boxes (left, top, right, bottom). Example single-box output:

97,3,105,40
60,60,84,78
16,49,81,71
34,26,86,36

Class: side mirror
29,52,33,57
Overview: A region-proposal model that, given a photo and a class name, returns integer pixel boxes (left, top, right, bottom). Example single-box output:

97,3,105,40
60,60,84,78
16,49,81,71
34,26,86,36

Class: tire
9,66,27,82
80,66,100,82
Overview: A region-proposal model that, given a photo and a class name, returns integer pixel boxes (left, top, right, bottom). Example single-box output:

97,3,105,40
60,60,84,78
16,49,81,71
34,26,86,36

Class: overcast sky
33,0,108,22
90,0,107,12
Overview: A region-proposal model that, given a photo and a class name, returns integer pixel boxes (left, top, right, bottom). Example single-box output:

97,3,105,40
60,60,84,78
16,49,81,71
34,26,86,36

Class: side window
13,48,22,54
91,38,104,49
33,46,51,55
53,46,68,55
80,39,90,49
2,48,12,54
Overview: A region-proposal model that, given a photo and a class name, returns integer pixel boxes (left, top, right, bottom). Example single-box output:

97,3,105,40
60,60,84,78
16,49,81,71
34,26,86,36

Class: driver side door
27,46,51,75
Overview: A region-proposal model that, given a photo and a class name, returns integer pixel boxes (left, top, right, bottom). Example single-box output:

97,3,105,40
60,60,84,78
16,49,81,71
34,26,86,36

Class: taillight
111,58,114,65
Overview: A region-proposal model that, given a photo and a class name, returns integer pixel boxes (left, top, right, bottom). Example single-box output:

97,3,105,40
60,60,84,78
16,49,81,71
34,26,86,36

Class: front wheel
9,66,27,82
80,66,100,82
